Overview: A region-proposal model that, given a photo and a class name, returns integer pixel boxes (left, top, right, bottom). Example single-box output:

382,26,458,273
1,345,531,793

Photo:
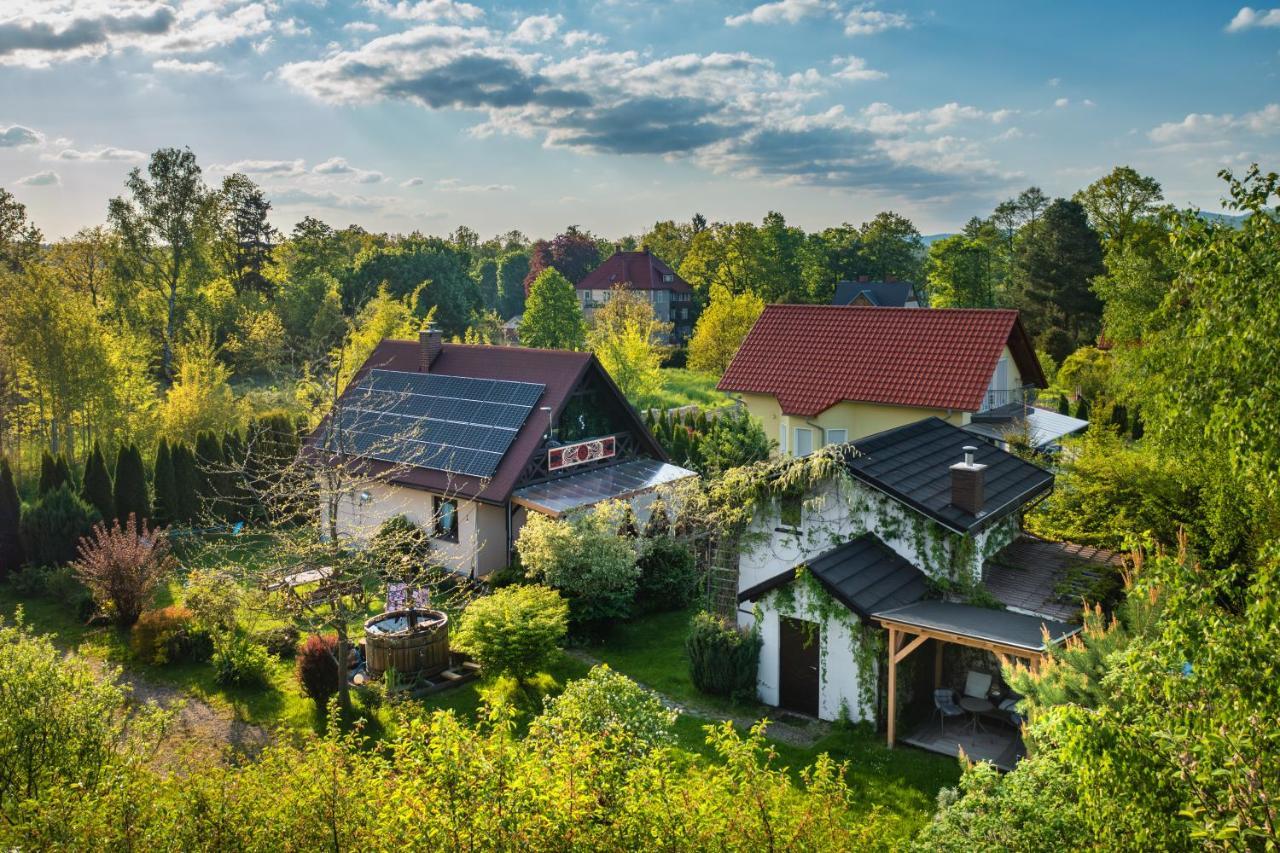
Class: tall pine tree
38,451,62,495
80,442,114,523
171,442,200,524
54,454,73,491
0,458,23,575
112,444,150,526
194,431,226,521
152,439,178,526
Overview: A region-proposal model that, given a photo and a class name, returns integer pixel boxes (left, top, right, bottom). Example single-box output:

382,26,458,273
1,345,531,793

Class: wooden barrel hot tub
363,609,449,679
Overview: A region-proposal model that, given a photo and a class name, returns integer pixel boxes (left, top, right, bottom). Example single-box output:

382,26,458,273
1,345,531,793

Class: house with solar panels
308,328,698,577
734,417,1121,767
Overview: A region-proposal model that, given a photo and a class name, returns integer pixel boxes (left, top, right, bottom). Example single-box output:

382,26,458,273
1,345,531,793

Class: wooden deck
900,718,1025,771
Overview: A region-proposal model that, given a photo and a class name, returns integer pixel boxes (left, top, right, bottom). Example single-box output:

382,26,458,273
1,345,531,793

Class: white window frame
794,427,814,457
825,428,848,446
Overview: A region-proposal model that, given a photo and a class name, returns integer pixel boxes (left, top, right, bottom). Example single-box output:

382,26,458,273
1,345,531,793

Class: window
779,490,803,529
794,427,814,457
662,273,674,283
434,497,459,542
825,428,848,446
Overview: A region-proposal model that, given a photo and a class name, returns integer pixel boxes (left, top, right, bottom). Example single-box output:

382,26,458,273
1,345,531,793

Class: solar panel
327,369,545,479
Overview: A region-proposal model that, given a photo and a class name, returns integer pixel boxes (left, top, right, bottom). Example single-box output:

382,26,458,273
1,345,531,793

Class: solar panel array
329,369,545,479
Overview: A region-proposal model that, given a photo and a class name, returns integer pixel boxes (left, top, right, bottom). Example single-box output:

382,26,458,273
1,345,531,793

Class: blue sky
2,1,1278,239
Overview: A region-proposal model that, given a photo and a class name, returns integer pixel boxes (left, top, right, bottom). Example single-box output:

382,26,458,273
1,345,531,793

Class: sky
1,1,1278,240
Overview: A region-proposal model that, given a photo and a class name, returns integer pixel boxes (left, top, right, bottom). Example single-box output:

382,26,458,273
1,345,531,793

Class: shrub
636,535,698,612
371,514,432,571
151,440,177,526
296,633,340,706
211,634,270,688
258,624,301,658
453,585,568,681
19,484,99,568
79,443,114,525
71,516,175,628
686,611,761,701
516,500,639,626
182,568,243,635
111,444,150,526
531,664,676,758
130,606,211,665
0,459,22,576
7,565,95,622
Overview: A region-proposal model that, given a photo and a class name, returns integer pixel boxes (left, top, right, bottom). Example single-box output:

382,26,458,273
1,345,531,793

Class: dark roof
846,417,1054,533
305,339,665,504
577,250,692,293
832,280,917,307
983,536,1125,622
738,533,929,619
874,599,1081,652
718,305,1045,416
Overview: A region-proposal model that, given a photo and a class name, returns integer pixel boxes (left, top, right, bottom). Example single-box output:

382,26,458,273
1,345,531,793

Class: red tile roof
577,250,692,293
718,305,1045,416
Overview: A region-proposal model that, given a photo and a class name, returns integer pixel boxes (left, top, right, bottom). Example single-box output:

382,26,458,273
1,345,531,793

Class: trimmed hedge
686,611,761,702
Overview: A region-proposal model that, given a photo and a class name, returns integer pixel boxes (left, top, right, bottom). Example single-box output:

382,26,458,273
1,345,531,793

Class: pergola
873,600,1081,747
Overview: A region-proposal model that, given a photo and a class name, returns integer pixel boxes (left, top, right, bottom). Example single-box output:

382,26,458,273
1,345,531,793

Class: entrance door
778,617,820,716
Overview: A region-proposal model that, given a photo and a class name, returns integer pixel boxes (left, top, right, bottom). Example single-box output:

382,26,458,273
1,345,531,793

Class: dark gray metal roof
510,457,697,517
846,417,1054,534
873,599,1080,652
738,534,929,619
964,406,1090,449
832,280,917,307
983,536,1125,623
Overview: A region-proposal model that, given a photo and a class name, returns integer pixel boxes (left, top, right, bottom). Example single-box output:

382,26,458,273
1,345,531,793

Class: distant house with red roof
576,249,697,342
718,305,1052,456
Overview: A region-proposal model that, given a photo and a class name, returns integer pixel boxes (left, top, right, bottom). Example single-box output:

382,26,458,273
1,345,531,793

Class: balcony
976,385,1039,416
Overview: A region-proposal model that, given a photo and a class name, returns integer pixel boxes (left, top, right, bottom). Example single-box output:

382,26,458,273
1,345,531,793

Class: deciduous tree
520,268,585,350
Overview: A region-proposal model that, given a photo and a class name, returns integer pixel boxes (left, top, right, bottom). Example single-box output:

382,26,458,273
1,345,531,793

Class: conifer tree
0,458,23,575
1058,393,1070,416
152,439,178,526
1074,397,1091,422
80,443,114,523
112,444,150,526
221,429,248,520
37,451,60,495
170,443,200,524
194,431,226,520
55,454,74,491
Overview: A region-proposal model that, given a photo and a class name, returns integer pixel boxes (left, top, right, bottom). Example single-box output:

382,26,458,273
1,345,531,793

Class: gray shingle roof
874,599,1081,652
846,417,1054,534
982,536,1125,622
738,533,929,618
832,280,917,307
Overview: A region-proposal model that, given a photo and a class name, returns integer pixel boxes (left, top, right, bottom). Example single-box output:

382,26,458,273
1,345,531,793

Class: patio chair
999,697,1025,728
963,670,993,700
933,689,965,735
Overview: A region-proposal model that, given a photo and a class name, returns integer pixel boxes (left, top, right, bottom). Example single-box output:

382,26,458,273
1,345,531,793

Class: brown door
778,617,820,716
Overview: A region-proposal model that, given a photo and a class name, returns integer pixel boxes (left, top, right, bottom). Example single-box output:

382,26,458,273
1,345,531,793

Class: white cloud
53,146,147,162
861,101,1014,134
313,156,384,183
1226,7,1280,32
279,17,310,37
510,14,561,43
344,21,379,33
0,124,43,147
16,170,59,186
1149,103,1280,144
1054,97,1070,108
0,1,275,68
153,58,222,74
364,0,483,22
215,158,307,175
562,30,605,48
1047,77,1060,87
435,179,514,192
1082,98,1096,107
830,55,886,82
271,186,395,210
401,176,423,186
726,0,833,27
843,4,910,35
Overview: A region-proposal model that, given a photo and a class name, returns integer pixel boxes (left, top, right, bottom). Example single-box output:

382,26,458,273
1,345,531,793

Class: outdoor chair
963,670,993,700
933,689,965,734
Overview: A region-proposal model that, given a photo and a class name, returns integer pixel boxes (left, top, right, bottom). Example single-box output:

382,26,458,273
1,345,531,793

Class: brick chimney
950,446,987,515
419,326,442,372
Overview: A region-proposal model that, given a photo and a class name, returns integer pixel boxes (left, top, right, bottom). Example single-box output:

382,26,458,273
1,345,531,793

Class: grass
644,368,733,412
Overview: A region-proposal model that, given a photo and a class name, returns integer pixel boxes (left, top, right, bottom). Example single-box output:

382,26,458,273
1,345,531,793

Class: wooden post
886,627,898,747
934,639,944,689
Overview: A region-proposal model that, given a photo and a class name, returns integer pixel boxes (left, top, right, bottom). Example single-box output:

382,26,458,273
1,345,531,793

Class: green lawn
646,368,733,412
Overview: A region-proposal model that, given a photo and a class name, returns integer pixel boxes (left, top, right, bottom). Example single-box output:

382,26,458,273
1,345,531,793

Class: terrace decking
901,718,1025,771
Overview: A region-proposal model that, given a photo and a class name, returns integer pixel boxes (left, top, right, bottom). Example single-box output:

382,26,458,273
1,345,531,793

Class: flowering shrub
72,515,175,627
130,606,211,665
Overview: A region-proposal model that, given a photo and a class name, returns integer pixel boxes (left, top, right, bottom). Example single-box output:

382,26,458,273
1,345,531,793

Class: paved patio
900,717,1025,771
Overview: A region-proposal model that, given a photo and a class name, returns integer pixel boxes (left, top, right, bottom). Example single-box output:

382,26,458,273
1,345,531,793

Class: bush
211,634,270,688
296,633,340,706
686,611,761,701
371,514,432,571
515,500,638,627
0,459,21,576
636,535,698,613
182,568,243,634
130,606,212,665
7,565,95,622
19,485,99,568
258,624,301,658
453,585,568,681
71,516,175,628
531,664,676,758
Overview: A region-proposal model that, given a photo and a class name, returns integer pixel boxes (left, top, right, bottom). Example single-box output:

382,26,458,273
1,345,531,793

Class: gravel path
563,648,831,748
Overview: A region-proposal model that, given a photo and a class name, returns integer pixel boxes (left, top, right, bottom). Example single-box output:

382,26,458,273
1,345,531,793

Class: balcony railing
978,385,1039,413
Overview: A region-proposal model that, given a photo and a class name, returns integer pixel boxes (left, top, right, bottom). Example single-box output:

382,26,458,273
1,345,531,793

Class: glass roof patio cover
511,458,698,518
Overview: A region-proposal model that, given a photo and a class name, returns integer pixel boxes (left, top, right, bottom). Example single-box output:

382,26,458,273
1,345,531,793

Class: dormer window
662,273,674,283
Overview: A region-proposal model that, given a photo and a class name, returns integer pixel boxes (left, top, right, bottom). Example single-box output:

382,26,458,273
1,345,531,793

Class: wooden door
778,617,820,716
